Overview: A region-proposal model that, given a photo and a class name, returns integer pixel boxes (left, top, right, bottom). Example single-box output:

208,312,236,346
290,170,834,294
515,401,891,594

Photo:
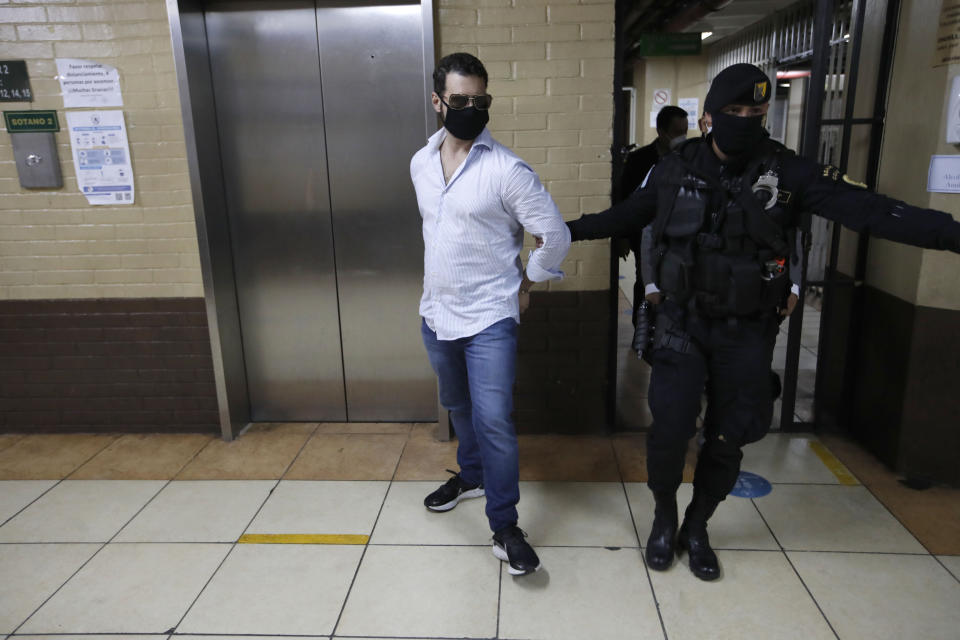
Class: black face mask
441,104,489,141
710,111,765,157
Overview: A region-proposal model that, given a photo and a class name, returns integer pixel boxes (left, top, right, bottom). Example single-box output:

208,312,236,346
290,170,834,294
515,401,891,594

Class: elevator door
204,0,434,421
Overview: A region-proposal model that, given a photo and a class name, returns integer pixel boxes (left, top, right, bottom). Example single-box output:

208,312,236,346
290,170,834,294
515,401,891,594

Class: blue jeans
421,317,519,533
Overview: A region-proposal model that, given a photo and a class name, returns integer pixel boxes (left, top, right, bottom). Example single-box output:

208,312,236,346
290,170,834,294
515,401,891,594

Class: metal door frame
785,0,901,431
165,0,437,440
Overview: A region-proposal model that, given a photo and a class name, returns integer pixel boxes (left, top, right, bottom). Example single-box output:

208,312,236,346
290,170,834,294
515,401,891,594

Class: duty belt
697,232,724,249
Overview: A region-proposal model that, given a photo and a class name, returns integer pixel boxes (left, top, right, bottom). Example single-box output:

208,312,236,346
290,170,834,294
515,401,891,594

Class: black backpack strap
651,139,704,246
674,143,789,256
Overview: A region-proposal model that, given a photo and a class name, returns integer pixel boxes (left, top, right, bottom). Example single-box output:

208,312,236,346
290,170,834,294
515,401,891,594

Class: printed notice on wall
679,97,699,130
56,59,122,108
927,155,960,193
933,2,960,67
66,110,134,205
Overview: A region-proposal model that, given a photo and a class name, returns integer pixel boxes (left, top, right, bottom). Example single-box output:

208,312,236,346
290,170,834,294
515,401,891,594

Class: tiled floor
1,426,959,640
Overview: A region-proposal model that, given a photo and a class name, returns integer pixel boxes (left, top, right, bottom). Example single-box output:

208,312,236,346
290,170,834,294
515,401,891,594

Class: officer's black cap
704,63,772,114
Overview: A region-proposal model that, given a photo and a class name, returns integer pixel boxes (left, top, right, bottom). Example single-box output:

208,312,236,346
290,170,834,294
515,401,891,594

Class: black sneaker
423,470,484,512
492,525,541,576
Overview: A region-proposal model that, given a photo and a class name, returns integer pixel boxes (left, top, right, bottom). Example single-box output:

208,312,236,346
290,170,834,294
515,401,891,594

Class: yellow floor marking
237,533,369,545
809,441,859,485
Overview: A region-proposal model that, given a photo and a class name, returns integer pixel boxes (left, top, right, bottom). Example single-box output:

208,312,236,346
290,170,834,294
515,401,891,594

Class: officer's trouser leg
693,318,776,502
647,346,707,495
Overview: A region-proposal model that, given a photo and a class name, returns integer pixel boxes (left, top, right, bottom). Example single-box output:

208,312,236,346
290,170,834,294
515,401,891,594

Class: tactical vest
652,139,794,318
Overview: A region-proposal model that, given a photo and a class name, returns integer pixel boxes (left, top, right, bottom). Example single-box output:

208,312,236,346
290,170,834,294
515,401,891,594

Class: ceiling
623,0,801,52
686,0,799,44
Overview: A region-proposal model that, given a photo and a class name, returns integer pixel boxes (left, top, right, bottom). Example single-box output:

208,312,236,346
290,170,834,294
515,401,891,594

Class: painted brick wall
438,0,616,291
0,0,203,300
1,0,616,300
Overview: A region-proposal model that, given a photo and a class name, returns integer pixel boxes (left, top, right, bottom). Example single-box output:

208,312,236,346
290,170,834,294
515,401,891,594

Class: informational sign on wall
933,1,960,67
652,88,671,107
56,59,123,108
927,155,960,193
0,61,33,102
678,97,699,130
66,110,134,205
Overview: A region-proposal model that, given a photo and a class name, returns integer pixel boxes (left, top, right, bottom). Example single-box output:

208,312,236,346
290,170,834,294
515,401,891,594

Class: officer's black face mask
710,110,765,157
440,102,489,141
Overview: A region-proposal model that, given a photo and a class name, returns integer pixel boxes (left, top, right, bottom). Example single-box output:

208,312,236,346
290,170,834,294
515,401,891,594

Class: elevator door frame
166,0,438,439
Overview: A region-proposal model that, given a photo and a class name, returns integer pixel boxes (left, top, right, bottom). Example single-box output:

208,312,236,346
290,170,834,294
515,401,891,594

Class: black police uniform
567,64,960,581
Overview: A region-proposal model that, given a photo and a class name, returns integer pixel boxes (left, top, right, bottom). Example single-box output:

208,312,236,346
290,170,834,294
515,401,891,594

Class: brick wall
0,298,218,433
0,0,202,300
514,290,610,434
0,0,619,433
438,0,616,290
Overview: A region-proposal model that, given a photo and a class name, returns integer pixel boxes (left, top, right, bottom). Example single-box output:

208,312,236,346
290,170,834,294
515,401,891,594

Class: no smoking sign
653,88,671,106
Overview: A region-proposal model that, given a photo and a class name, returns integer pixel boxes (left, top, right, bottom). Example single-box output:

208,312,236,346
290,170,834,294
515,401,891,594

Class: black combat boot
677,490,721,581
645,491,678,571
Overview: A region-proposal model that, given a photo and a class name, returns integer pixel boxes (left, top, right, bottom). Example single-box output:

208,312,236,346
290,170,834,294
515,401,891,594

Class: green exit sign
4,110,59,133
635,33,703,57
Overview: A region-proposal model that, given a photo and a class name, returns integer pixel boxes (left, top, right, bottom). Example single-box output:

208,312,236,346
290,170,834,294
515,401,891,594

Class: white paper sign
679,97,699,130
652,88,671,106
56,59,123,108
66,110,135,205
649,110,659,128
927,155,960,193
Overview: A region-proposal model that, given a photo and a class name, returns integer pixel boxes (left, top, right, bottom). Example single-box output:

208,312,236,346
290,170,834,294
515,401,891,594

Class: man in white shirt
410,53,570,576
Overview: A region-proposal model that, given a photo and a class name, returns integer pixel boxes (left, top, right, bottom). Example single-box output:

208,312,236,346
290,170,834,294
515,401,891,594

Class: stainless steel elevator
168,0,438,436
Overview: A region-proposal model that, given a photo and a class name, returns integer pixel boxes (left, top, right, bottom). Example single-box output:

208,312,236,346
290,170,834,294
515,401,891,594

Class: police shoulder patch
776,189,792,204
842,174,868,189
754,81,769,102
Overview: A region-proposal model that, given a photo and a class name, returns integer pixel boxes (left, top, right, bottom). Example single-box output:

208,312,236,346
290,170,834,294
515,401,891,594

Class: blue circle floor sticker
730,471,772,498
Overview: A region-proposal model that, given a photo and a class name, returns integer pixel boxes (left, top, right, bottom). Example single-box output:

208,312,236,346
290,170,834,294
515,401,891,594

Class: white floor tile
938,555,960,581
246,480,387,536
772,345,817,370
755,485,926,553
0,480,57,524
336,545,499,638
370,481,490,545
115,480,274,542
20,542,230,633
498,546,662,640
790,552,960,640
180,637,326,640
626,483,779,551
0,481,166,543
16,636,168,640
0,544,100,634
178,544,363,635
741,434,842,484
652,550,835,640
518,482,638,548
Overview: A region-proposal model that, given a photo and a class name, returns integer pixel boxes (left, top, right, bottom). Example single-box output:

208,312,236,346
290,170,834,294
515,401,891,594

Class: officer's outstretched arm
800,163,960,253
566,169,660,242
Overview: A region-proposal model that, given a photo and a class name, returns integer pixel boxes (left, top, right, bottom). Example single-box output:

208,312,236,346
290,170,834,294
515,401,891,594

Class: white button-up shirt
411,127,571,341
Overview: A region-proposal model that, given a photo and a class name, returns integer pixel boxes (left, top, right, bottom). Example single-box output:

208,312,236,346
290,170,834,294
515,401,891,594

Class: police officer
567,63,960,581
